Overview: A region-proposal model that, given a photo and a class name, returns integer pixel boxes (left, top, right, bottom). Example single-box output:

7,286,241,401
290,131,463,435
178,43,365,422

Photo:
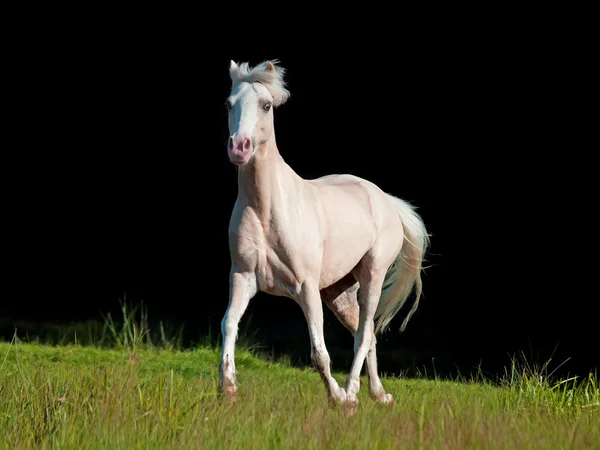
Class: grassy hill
1,326,598,449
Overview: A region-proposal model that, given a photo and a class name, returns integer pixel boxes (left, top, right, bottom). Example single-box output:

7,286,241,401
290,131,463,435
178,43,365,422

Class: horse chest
231,229,305,299
255,239,304,298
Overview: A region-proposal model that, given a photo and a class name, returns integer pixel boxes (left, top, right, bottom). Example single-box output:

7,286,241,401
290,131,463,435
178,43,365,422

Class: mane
229,59,290,107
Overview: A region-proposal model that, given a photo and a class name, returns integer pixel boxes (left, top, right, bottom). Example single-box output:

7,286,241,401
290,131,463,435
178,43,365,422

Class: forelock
229,59,290,107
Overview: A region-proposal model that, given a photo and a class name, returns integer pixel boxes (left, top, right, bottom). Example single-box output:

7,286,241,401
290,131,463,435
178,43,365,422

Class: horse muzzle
227,135,253,165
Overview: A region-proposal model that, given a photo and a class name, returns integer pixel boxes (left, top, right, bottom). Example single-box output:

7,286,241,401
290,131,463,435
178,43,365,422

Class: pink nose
227,136,253,163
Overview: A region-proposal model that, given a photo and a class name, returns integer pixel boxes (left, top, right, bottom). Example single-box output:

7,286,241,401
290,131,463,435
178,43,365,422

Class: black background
2,11,596,380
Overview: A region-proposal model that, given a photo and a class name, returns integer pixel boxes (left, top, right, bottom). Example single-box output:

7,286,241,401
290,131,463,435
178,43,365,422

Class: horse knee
311,346,330,374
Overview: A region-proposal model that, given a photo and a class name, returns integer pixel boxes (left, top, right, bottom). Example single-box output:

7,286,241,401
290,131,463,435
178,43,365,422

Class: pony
218,59,430,415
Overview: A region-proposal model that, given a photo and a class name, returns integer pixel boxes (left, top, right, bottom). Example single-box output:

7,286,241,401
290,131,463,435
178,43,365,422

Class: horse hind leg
320,274,360,333
321,275,395,406
364,335,395,405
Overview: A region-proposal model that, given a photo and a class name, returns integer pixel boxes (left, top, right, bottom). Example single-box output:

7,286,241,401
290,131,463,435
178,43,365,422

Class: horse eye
263,103,272,111
225,101,232,110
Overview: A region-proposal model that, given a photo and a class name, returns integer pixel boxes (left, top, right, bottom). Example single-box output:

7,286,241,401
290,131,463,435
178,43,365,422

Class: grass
0,304,598,449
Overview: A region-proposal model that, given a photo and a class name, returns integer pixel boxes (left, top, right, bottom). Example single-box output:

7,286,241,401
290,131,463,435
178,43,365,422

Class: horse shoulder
228,201,265,271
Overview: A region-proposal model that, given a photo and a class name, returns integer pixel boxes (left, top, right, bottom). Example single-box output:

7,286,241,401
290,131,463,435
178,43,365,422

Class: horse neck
236,134,299,213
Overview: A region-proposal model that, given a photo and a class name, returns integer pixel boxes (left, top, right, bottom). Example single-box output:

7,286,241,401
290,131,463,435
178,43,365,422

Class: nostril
243,138,251,150
227,137,234,150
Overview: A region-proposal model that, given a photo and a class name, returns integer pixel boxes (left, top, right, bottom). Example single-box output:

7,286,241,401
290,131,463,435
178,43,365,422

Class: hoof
341,390,358,416
218,388,238,405
343,397,358,416
381,393,396,406
217,380,238,405
370,391,396,406
327,386,348,409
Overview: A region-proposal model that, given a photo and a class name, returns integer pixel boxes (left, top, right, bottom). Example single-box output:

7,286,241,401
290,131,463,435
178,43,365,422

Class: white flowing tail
374,194,430,335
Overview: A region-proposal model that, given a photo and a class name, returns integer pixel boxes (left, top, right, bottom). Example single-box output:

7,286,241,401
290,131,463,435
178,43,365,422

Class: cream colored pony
218,59,430,415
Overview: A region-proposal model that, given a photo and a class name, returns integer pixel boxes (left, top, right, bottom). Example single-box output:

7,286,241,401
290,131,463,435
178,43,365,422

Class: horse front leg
218,268,257,404
298,282,346,408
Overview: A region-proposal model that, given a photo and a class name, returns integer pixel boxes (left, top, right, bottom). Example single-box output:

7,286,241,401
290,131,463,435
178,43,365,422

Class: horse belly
315,184,378,290
318,224,375,290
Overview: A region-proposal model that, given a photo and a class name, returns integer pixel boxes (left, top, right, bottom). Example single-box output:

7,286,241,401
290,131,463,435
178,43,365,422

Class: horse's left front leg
298,282,346,408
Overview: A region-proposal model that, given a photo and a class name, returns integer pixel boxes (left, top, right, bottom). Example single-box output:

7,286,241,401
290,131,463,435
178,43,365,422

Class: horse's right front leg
218,269,257,404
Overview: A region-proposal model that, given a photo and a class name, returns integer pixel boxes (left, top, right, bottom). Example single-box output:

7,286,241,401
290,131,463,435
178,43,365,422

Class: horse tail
374,194,430,335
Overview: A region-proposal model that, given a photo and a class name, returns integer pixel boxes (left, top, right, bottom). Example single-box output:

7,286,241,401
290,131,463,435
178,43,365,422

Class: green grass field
0,309,598,449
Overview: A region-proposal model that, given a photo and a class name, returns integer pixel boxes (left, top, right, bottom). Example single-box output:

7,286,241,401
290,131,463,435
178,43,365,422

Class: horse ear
229,60,240,83
266,61,275,72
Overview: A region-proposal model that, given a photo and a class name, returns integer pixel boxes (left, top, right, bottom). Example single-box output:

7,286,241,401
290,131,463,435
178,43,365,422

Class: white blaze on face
226,82,274,165
229,83,260,142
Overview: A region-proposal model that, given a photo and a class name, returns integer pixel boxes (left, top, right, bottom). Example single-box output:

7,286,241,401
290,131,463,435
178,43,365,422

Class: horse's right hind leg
364,335,395,405
321,275,395,406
